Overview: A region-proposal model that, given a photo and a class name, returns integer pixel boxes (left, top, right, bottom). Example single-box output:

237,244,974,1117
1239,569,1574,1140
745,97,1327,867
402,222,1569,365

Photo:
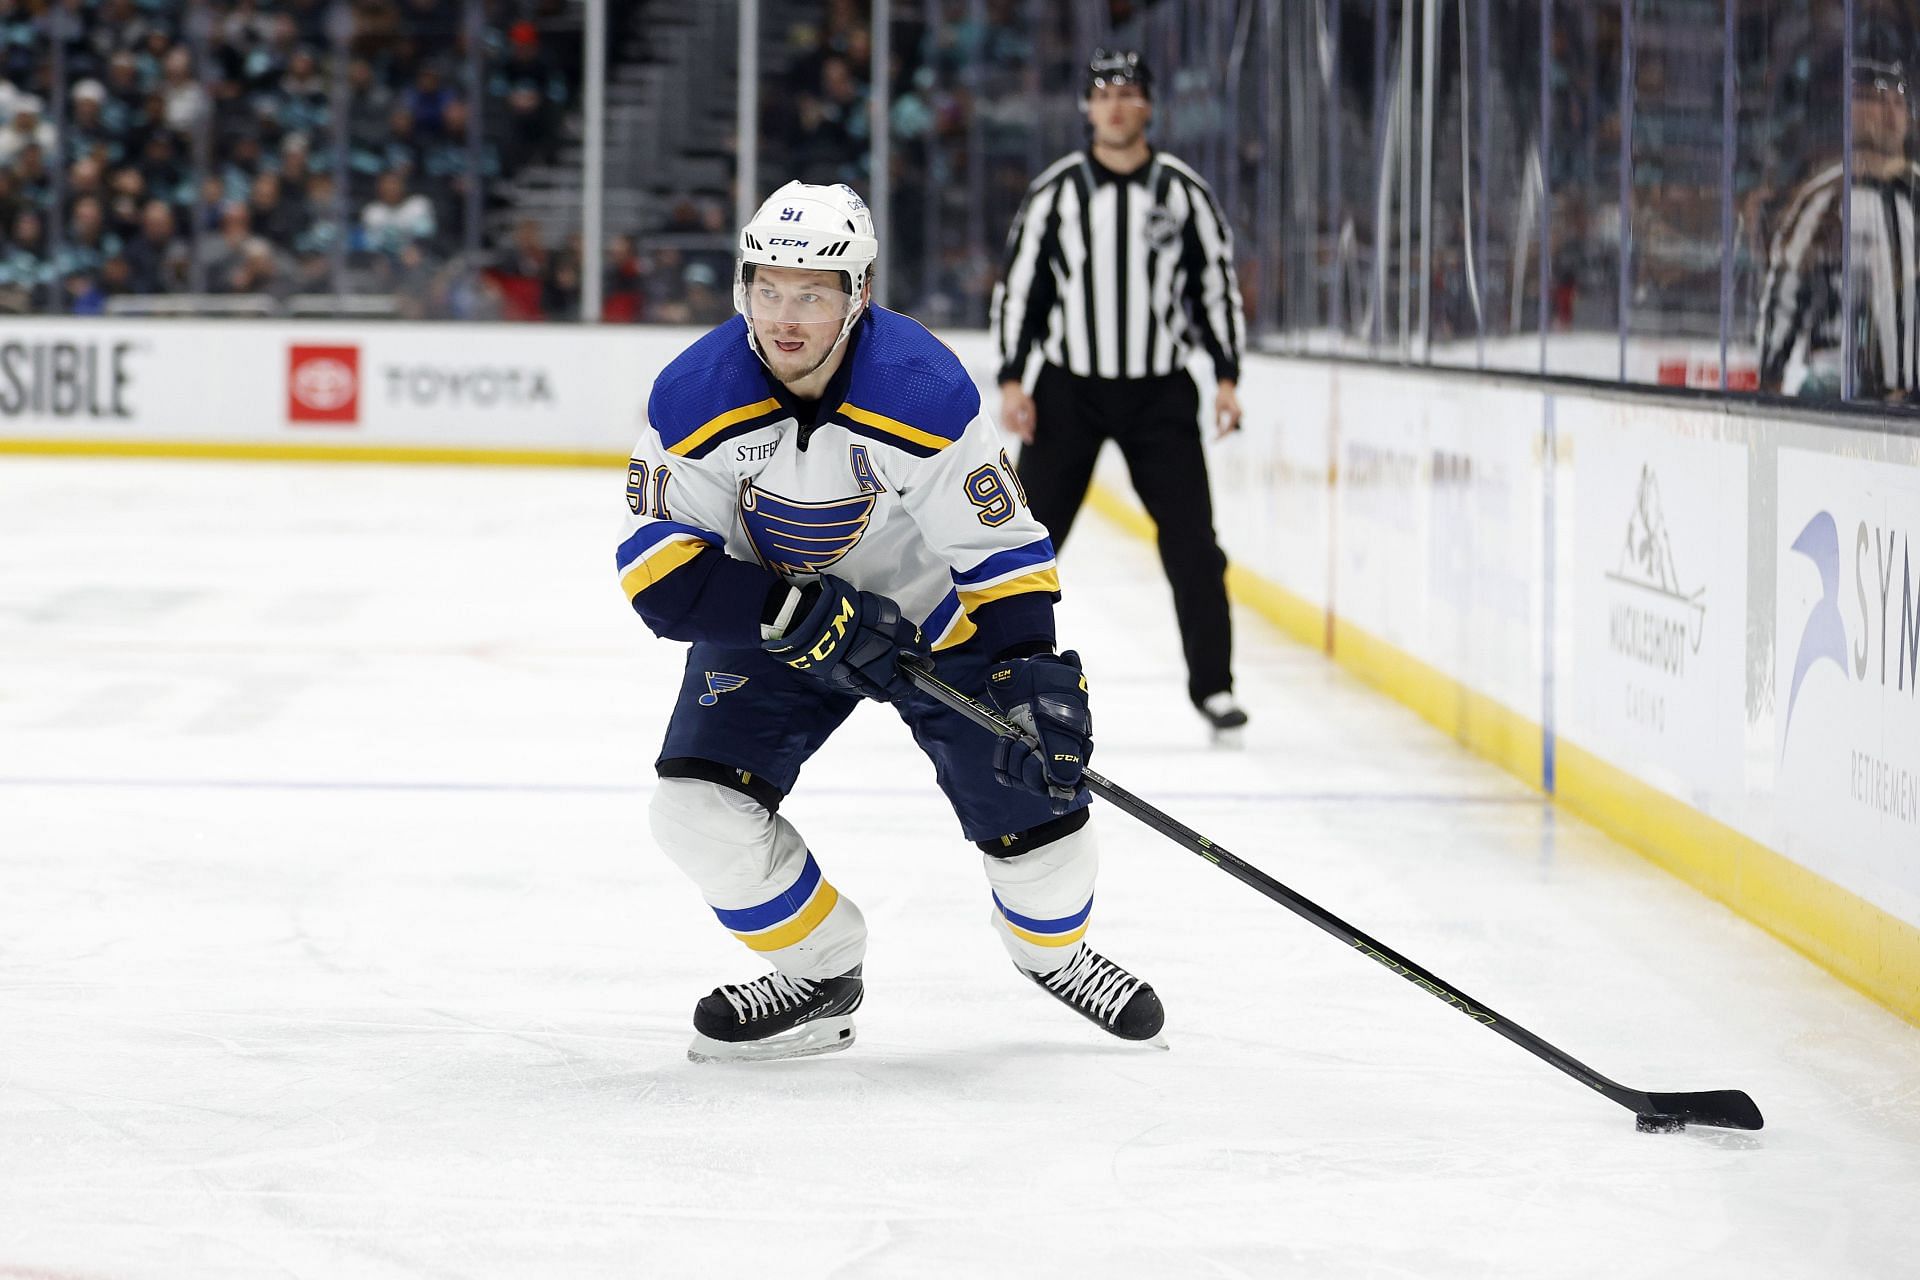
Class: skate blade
1146,1032,1170,1050
1210,726,1246,750
687,1016,856,1064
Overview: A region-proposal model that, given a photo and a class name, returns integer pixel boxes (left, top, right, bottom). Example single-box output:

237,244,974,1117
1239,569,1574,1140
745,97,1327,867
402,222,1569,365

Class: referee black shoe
688,965,864,1063
1197,691,1250,744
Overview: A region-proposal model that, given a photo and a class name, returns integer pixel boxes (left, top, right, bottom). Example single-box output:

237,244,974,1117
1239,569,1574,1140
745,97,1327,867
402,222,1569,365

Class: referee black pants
1017,364,1233,706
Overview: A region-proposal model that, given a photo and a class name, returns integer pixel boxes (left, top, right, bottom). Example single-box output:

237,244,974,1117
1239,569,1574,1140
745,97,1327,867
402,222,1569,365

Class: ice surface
1,457,1916,1278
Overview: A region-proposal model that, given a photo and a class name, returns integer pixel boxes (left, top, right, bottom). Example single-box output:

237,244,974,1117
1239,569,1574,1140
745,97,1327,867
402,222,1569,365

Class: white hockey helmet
735,181,878,362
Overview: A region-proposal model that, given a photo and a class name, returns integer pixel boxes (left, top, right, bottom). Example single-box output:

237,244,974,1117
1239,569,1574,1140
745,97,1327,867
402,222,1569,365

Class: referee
992,47,1249,737
1757,55,1920,401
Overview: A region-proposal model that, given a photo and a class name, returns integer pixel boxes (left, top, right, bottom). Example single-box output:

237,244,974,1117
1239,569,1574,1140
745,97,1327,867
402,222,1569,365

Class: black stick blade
1642,1089,1764,1131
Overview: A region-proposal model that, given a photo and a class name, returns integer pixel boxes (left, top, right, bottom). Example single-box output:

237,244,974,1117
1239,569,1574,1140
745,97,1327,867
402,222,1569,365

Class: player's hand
985,650,1092,813
1214,379,1243,439
1000,380,1037,444
762,575,929,703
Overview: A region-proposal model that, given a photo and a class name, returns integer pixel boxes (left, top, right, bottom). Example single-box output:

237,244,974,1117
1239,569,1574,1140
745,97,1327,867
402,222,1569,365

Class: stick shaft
900,660,1758,1127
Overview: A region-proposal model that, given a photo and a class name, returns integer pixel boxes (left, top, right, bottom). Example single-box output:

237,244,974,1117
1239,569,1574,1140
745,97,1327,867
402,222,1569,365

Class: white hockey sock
981,821,1099,975
650,777,866,979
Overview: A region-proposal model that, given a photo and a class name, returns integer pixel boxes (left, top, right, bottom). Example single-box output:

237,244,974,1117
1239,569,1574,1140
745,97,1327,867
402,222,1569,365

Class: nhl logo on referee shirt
700,672,749,706
1144,206,1180,251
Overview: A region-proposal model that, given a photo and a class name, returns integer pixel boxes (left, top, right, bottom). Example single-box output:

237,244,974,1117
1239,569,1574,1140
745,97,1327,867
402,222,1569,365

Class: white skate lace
721,972,820,1023
1042,947,1141,1025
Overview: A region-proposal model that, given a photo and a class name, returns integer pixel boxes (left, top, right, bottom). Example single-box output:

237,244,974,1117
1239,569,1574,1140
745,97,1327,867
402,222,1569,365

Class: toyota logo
293,357,357,411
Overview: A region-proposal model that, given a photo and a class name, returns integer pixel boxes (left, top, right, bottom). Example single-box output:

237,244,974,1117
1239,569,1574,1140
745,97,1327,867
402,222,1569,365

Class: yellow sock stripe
735,882,841,952
1000,912,1091,949
618,539,709,599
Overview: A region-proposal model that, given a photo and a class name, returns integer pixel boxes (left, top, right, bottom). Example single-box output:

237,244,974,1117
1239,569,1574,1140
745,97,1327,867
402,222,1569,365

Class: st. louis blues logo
699,672,749,706
739,481,877,574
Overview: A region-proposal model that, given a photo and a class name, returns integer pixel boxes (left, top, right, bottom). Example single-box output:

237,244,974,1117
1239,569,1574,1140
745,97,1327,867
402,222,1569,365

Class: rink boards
1,316,1915,1024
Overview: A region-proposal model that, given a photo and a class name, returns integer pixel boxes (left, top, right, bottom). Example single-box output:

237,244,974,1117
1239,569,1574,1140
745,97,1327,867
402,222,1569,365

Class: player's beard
758,327,832,383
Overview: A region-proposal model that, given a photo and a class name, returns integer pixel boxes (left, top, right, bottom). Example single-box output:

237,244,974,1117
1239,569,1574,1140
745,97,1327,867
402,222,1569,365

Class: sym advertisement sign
1568,414,1747,815
1776,447,1920,923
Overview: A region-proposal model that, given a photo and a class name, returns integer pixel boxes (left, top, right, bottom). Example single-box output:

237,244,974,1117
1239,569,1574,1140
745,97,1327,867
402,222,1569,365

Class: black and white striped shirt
992,150,1245,386
1757,160,1920,398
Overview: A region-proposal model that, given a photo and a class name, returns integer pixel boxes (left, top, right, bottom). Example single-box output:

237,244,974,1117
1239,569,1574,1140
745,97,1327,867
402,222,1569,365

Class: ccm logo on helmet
766,237,812,247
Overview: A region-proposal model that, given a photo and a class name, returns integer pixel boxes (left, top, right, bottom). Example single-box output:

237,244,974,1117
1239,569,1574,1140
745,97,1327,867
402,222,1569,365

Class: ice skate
1021,944,1167,1047
1197,692,1249,747
687,965,864,1063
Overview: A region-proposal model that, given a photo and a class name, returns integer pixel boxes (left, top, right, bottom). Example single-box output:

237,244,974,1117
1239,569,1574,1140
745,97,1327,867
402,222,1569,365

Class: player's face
1086,82,1150,148
744,266,857,383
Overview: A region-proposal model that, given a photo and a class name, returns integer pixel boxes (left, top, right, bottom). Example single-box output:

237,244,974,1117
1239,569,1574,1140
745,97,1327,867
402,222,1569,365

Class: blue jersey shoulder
839,307,981,451
647,318,783,456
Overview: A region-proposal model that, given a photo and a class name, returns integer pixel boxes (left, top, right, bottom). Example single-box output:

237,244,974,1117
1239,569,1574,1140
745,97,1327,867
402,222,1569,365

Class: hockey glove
985,650,1093,813
761,574,929,703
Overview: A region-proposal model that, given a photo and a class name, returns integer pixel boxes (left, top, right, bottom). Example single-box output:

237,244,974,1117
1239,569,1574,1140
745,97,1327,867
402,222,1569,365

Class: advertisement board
0,319,706,452
1775,447,1920,922
1562,402,1749,820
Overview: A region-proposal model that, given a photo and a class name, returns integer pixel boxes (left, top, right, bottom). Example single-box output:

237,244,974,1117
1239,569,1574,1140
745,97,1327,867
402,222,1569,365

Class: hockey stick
900,657,1763,1133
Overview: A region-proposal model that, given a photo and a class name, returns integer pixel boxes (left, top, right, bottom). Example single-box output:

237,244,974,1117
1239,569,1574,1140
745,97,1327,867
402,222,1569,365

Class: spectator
0,97,54,169
217,236,291,299
0,208,49,311
360,169,436,256
488,217,549,319
603,233,644,322
61,197,123,281
123,198,188,294
68,81,121,166
161,47,208,134
681,259,729,325
405,63,455,137
199,200,256,285
248,171,308,246
105,166,148,243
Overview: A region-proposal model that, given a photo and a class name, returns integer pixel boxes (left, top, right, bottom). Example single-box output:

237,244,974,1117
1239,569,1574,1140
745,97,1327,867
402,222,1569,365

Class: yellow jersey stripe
1001,915,1091,948
957,567,1061,610
838,402,954,452
737,882,841,952
619,538,708,598
669,397,781,457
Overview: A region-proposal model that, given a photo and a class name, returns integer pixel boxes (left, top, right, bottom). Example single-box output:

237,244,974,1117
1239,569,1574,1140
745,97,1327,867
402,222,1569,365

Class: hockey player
616,180,1166,1063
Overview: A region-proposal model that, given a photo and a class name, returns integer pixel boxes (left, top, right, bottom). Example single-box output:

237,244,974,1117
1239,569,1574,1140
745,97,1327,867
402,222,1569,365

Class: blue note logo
700,672,749,706
739,482,876,574
1783,511,1850,749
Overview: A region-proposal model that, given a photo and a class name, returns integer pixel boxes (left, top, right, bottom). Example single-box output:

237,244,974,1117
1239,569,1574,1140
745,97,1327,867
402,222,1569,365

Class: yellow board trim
0,438,629,467
736,882,841,952
1002,915,1091,948
668,397,782,457
1557,740,1920,1025
618,538,708,598
1332,619,1545,790
1085,480,1920,1028
957,567,1061,610
838,402,953,452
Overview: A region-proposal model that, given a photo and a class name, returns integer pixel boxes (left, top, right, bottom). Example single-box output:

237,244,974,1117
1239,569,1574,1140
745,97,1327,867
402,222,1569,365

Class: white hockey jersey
616,308,1059,651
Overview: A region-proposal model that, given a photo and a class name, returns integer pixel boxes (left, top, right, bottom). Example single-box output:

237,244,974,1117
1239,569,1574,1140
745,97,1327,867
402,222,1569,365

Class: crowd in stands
0,0,1121,329
0,0,579,316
